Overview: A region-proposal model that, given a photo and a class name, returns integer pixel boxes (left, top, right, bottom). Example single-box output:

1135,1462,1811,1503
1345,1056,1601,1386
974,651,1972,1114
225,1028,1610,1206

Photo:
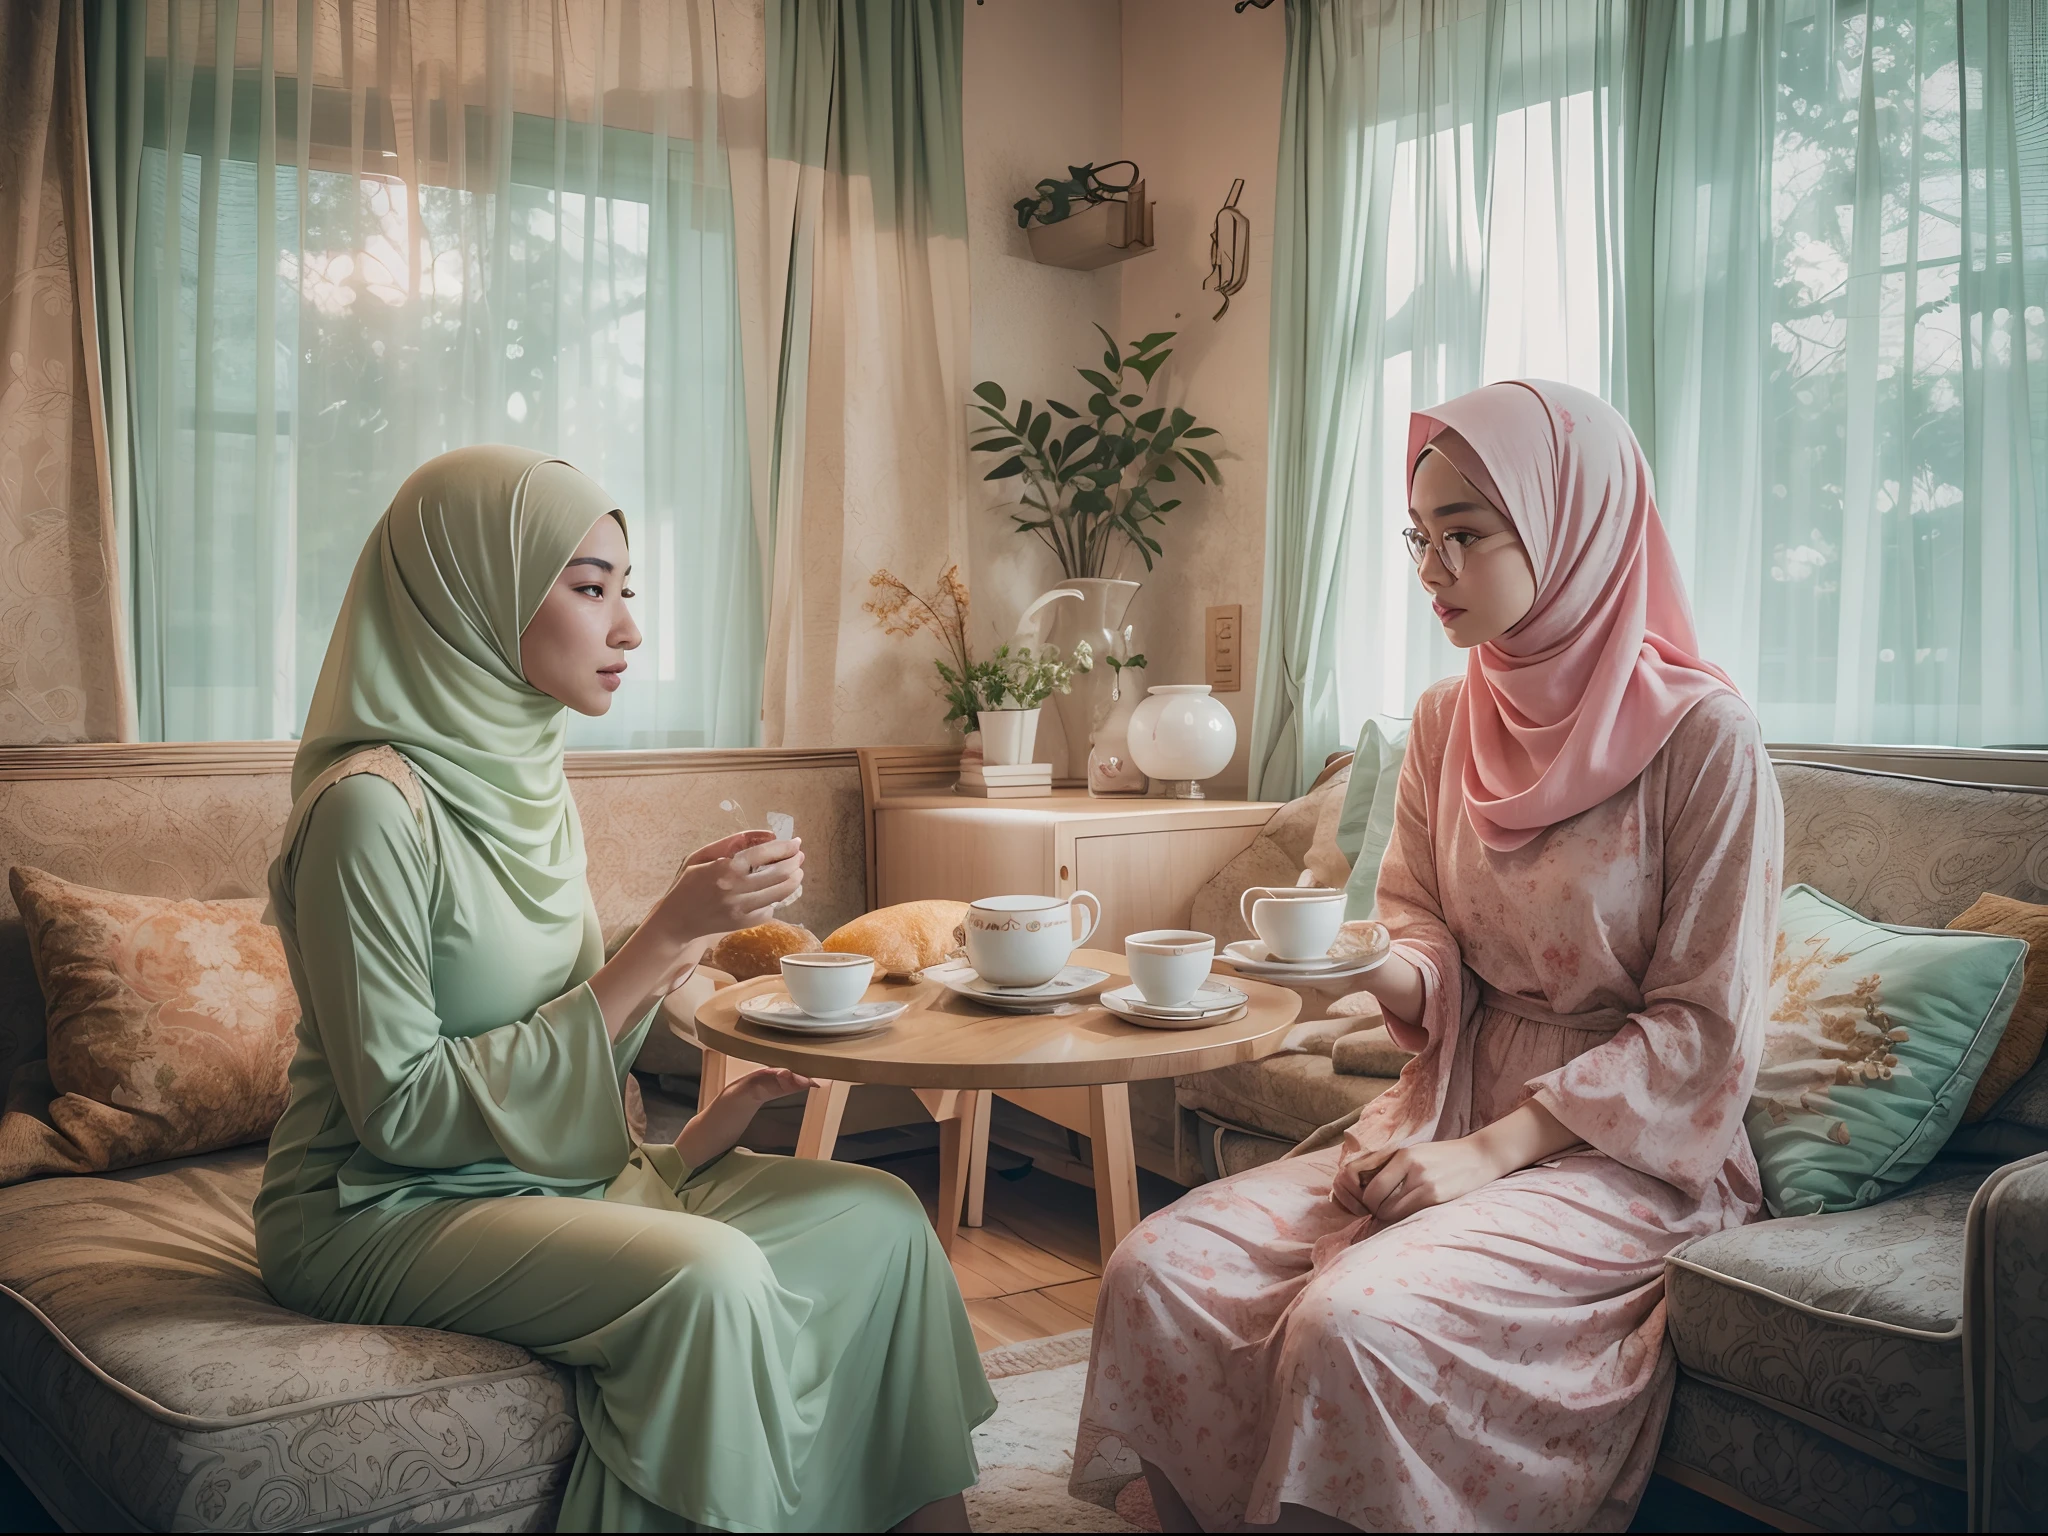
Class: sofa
1181,752,2048,1532
4,743,2046,1531
0,742,875,1532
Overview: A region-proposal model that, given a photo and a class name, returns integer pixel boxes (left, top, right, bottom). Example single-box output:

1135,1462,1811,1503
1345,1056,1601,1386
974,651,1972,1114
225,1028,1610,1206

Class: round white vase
1127,684,1236,798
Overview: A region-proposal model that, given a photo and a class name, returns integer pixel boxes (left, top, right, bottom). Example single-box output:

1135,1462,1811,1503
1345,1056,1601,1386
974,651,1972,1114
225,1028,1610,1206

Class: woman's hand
587,831,805,1040
675,1067,815,1171
662,831,806,940
1331,1101,1580,1222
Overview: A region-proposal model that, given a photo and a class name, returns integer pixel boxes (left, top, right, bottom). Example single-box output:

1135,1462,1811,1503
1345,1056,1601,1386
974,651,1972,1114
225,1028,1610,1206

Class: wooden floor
883,1144,1180,1350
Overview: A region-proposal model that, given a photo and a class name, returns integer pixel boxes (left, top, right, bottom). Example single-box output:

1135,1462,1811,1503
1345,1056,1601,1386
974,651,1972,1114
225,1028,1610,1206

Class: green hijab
288,445,624,917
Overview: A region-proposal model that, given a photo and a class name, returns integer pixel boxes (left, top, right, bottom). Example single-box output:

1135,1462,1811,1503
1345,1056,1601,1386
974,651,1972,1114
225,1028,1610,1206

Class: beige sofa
0,743,878,1532
1182,751,2048,1532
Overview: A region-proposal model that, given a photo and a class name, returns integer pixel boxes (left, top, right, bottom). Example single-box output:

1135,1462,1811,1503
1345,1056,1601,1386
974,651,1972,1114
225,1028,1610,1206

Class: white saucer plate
736,996,908,1036
1220,938,1390,981
923,960,1112,1012
1099,980,1249,1029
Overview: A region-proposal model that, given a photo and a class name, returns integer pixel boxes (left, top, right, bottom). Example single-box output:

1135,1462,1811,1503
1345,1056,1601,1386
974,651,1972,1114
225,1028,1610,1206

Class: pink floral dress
1073,680,1783,1530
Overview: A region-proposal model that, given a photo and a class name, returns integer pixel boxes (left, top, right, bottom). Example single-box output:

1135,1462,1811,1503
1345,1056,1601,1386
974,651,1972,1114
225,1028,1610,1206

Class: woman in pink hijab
1071,380,1783,1532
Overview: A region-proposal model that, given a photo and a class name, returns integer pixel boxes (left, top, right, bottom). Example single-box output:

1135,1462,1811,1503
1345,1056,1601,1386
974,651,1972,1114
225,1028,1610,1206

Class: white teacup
965,891,1103,987
1239,887,1347,961
1125,930,1216,1008
780,952,875,1019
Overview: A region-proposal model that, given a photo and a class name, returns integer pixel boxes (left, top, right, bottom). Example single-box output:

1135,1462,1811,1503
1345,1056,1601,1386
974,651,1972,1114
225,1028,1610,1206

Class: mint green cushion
1338,717,1408,921
1747,884,2026,1216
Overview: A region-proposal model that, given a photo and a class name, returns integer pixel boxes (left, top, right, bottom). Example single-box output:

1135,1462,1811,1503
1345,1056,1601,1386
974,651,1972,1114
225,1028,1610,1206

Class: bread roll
824,900,970,979
706,921,821,980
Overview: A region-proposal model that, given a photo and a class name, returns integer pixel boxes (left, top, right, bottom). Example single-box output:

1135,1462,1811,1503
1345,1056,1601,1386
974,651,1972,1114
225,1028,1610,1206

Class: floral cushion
1748,885,2025,1216
1,867,298,1185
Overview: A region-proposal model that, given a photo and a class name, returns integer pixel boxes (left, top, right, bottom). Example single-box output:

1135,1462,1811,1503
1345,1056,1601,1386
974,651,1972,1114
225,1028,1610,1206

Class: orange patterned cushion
1950,892,2048,1122
0,867,297,1184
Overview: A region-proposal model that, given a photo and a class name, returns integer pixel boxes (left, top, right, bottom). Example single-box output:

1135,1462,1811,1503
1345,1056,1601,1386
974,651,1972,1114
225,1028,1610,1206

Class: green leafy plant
985,642,1094,711
1013,161,1138,229
1105,651,1147,678
971,328,1223,579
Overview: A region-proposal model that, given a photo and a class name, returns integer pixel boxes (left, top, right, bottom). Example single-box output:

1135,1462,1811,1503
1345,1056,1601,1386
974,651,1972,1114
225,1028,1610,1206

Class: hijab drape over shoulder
288,445,624,913
1409,380,1739,851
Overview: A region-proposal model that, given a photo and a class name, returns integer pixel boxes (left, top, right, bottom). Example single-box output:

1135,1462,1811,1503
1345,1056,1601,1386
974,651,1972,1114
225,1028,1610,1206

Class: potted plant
970,327,1225,781
977,642,1094,767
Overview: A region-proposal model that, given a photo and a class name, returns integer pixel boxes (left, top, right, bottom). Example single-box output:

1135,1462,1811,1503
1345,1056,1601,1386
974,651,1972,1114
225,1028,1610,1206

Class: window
103,1,761,746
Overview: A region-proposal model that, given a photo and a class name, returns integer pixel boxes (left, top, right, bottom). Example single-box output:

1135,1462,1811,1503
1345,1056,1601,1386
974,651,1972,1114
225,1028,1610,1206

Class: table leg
1087,1082,1140,1266
697,1048,731,1115
963,1088,992,1229
795,1079,852,1160
934,1090,984,1254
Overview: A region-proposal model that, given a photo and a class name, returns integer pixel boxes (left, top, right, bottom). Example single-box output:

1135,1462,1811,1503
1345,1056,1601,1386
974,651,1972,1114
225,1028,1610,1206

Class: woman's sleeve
1527,703,1783,1198
1365,690,1473,1054
289,775,634,1178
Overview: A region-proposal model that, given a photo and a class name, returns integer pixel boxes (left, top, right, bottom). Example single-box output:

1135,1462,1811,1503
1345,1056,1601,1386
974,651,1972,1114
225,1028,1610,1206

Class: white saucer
1100,980,1248,1028
923,960,1111,1012
736,996,907,1036
1221,938,1390,981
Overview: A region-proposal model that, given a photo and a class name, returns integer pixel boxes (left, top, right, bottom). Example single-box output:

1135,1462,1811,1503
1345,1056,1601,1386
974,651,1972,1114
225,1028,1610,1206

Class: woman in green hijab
255,446,994,1533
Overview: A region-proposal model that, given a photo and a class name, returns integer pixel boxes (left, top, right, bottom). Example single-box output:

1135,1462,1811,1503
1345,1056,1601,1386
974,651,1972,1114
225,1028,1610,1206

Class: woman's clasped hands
1330,1099,1581,1224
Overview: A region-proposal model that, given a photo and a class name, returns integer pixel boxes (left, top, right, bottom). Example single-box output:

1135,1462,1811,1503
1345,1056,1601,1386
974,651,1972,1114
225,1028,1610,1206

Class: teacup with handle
1239,886,1346,962
965,891,1103,987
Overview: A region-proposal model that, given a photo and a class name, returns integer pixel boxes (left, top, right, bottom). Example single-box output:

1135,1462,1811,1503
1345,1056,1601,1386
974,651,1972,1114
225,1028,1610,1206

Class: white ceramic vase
1038,577,1140,785
1086,670,1149,795
979,707,1042,767
1127,684,1236,798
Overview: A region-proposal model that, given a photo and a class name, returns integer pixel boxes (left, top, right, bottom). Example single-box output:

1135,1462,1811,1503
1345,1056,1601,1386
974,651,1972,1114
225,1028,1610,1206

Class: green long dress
253,446,993,1533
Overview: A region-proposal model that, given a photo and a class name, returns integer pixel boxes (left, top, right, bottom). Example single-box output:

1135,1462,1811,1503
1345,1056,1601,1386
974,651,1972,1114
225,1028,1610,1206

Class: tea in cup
780,952,875,1019
1124,930,1216,1007
964,891,1103,987
1238,887,1346,961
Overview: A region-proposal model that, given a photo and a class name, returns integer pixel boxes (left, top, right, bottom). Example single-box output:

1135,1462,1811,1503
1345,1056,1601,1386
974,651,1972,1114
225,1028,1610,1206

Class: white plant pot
1127,684,1236,798
979,707,1042,767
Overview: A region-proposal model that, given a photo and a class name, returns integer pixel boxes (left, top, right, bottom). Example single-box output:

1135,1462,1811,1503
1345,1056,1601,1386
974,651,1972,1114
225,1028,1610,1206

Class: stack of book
955,762,1053,799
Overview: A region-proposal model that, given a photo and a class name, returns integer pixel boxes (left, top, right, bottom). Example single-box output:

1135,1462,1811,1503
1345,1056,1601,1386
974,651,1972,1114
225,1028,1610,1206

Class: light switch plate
1205,603,1243,692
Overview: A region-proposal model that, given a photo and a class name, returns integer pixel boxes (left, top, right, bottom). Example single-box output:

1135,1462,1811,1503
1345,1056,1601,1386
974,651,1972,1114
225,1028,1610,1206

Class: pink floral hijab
1408,379,1739,852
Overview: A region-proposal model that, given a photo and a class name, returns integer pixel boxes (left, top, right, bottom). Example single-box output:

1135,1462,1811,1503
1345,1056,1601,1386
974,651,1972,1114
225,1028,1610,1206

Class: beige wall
962,0,1126,656
962,0,1285,795
1117,0,1284,796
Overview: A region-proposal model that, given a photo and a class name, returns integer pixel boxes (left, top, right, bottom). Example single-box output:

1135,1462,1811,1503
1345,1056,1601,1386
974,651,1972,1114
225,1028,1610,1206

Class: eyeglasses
1400,526,1515,577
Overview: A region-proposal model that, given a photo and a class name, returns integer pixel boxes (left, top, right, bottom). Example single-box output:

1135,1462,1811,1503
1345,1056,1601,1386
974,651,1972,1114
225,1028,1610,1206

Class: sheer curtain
752,0,971,749
89,0,761,747
1251,0,1630,797
1647,0,2048,748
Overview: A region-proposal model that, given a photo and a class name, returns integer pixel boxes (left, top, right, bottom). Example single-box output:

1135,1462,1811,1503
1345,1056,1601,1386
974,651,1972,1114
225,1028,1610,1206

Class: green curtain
1643,0,2047,747
1250,0,1632,800
87,0,762,747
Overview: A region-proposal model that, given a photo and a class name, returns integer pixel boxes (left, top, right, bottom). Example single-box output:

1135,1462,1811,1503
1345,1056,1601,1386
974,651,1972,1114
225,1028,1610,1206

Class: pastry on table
824,900,970,979
706,920,822,980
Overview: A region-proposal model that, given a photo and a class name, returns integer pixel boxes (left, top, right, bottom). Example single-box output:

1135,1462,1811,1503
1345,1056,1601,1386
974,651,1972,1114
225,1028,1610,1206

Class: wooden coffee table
685,948,1302,1262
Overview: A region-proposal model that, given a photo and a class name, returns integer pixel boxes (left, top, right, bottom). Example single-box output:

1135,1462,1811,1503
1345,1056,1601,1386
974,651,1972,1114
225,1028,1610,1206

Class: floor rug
969,1330,1158,1533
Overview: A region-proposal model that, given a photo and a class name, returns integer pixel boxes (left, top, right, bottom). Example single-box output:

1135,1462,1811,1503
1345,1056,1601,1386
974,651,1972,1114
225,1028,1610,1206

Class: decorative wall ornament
1205,177,1251,319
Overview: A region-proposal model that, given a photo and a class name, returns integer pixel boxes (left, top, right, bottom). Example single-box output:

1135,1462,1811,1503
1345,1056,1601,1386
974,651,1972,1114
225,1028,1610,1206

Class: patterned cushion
0,1146,577,1530
1949,893,2048,1122
1666,1164,1995,1479
2,868,299,1185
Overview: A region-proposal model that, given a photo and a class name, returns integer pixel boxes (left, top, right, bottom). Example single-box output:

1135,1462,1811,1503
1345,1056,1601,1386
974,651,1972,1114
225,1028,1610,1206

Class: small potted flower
979,641,1094,766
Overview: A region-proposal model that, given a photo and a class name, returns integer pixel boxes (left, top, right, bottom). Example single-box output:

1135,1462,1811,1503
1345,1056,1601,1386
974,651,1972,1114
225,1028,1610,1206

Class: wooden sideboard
865,771,1281,945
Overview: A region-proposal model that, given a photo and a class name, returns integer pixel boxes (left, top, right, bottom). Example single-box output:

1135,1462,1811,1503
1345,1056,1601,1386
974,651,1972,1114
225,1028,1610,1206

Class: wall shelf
1024,186,1155,270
